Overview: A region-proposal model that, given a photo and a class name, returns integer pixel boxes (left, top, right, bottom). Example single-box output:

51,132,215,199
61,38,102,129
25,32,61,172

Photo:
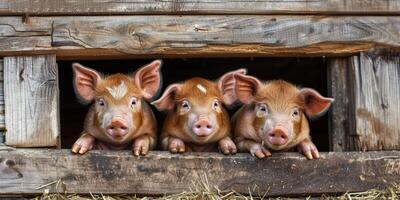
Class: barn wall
4,55,60,147
351,50,400,151
329,49,400,151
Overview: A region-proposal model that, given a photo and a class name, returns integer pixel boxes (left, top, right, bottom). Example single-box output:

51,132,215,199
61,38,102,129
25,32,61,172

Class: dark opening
58,58,329,151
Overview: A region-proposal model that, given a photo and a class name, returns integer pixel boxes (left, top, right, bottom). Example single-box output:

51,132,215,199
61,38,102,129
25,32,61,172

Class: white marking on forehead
106,81,128,100
196,84,207,94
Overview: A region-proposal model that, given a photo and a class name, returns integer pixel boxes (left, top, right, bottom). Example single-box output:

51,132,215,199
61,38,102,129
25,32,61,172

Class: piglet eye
212,100,219,110
292,108,300,117
98,98,106,107
130,97,138,107
259,104,267,113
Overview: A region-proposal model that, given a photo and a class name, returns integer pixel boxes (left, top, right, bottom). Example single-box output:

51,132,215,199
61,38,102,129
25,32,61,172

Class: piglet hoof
168,138,186,153
297,140,320,160
218,137,237,155
250,143,271,159
133,136,151,156
72,133,95,154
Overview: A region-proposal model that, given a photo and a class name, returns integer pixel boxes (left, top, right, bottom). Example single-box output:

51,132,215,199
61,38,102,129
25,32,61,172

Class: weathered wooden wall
329,50,400,151
1,16,400,59
351,50,400,151
0,149,399,196
4,55,60,147
0,0,399,15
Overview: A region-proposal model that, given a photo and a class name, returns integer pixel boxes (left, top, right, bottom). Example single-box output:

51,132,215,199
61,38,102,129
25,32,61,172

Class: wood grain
0,0,400,15
327,58,354,151
4,55,60,147
1,16,400,58
349,50,400,151
52,16,400,55
0,59,4,131
0,17,52,55
0,150,399,196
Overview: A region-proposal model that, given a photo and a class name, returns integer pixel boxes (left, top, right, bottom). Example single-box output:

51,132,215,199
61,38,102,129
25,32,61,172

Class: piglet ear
217,68,247,105
234,74,262,104
72,63,102,104
134,60,162,100
299,88,334,118
151,83,181,111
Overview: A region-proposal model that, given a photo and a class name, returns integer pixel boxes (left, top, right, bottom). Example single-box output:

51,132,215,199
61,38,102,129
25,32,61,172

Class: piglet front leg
133,135,153,156
238,139,271,159
72,132,95,154
218,137,237,155
297,138,320,160
168,136,186,153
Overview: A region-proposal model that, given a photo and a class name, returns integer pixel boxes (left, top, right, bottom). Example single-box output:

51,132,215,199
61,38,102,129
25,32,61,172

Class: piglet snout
106,118,128,137
193,119,213,137
267,127,288,145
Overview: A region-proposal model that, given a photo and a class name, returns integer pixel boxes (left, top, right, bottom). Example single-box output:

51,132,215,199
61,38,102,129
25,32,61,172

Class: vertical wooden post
327,58,357,151
4,55,60,147
0,59,4,144
329,50,400,151
350,50,400,151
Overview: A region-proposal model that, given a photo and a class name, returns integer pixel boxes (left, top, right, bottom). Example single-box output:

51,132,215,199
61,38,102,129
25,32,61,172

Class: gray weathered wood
0,0,400,15
2,16,400,59
349,50,400,151
0,59,4,131
51,16,400,58
327,58,355,151
0,150,399,196
4,55,60,147
0,17,52,58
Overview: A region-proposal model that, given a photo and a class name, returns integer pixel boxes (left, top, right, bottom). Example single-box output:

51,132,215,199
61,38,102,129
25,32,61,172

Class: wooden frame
1,16,400,59
0,149,399,196
0,0,399,197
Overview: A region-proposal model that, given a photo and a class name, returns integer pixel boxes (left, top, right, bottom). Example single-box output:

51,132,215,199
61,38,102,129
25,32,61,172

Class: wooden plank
0,150,399,196
51,16,400,59
349,50,400,151
2,16,400,58
327,58,352,151
0,59,4,131
0,0,400,15
4,55,60,147
0,17,52,55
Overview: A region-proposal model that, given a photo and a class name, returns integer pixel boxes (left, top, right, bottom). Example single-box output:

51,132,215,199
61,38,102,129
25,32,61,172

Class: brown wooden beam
0,149,399,196
0,0,400,16
2,16,400,59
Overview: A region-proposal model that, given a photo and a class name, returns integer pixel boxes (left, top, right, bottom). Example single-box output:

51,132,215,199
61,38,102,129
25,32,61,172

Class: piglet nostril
206,125,212,129
196,125,201,129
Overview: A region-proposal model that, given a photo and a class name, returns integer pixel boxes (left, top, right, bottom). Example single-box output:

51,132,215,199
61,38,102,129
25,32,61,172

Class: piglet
71,60,162,156
233,74,334,159
152,69,246,154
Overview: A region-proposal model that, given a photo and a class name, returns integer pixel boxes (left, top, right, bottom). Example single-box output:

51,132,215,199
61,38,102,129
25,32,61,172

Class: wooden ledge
0,149,399,196
1,0,400,16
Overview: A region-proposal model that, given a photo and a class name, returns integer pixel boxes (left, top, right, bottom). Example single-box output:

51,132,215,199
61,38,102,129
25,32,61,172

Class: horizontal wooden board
0,149,399,196
2,16,400,58
0,0,400,15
